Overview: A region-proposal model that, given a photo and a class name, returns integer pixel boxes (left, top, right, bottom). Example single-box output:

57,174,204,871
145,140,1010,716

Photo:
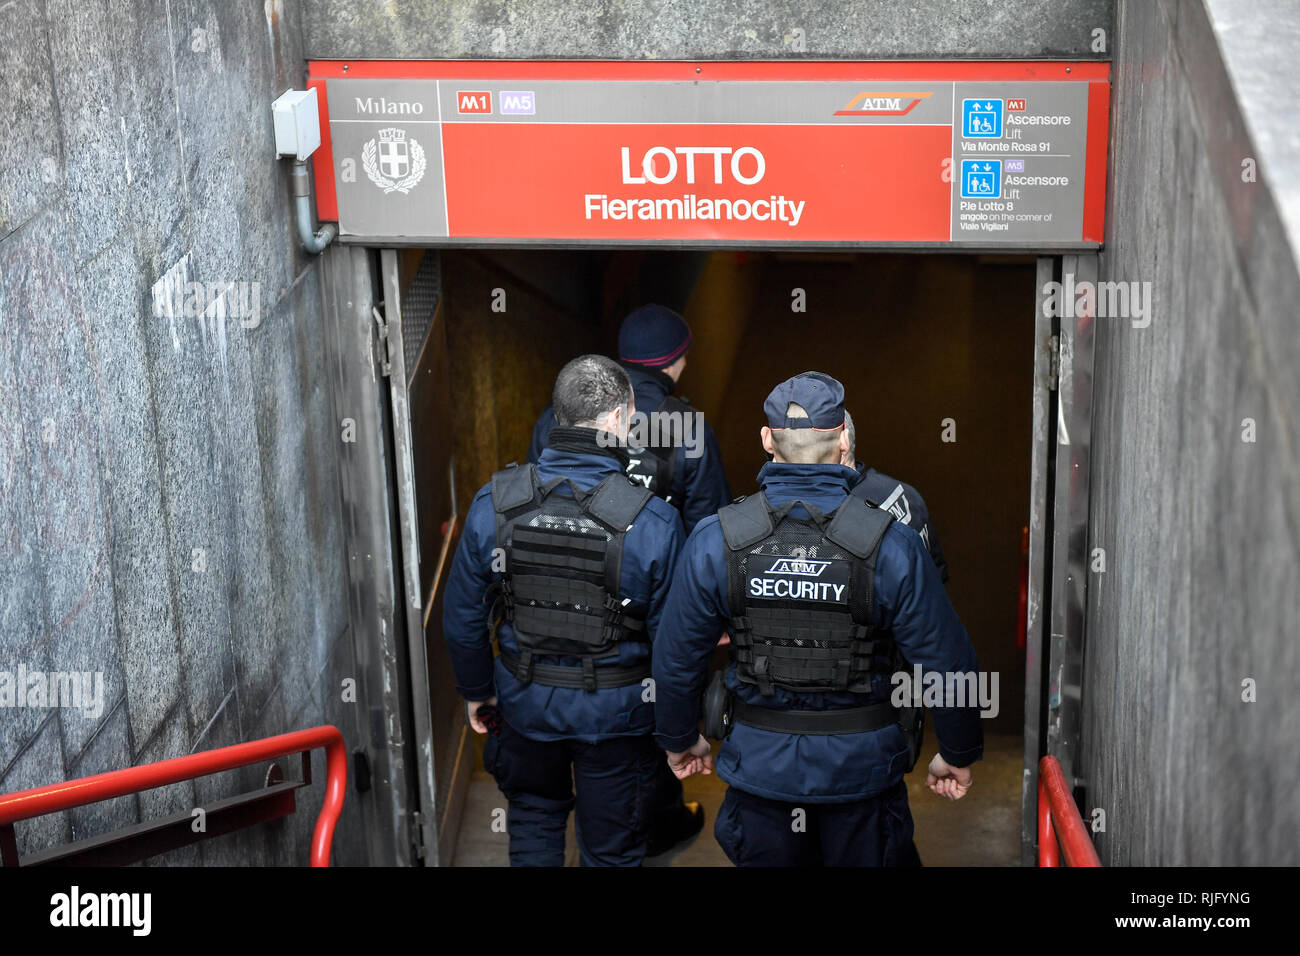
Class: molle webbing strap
730,620,889,692
489,469,652,689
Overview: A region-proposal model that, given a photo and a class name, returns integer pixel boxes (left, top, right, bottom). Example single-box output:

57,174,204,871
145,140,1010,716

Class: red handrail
1037,754,1101,867
0,725,347,867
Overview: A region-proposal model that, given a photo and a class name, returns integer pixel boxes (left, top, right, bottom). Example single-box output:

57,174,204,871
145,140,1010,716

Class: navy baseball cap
763,371,847,430
618,305,692,368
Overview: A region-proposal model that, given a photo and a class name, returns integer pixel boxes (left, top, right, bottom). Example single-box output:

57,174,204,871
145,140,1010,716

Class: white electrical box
272,88,321,161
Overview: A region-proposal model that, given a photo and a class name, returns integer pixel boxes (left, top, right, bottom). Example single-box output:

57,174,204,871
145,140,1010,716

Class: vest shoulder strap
848,480,877,506
717,493,774,551
490,462,538,514
826,495,892,630
825,493,893,559
649,395,692,498
582,473,653,608
656,394,692,417
584,473,653,531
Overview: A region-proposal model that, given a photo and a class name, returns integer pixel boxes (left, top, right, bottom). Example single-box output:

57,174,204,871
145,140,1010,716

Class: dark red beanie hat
617,305,692,368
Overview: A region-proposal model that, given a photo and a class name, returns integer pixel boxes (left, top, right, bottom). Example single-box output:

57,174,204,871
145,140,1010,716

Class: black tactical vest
718,492,894,696
490,463,654,691
623,394,693,504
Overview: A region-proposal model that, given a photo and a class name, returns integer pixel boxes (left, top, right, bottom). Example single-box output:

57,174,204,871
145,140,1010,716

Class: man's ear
608,403,627,437
761,426,775,458
838,426,851,460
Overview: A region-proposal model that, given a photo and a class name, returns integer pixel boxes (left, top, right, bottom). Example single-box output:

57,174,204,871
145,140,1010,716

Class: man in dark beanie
529,304,731,536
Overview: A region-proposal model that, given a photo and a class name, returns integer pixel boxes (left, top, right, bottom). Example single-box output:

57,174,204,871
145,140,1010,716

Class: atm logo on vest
767,558,831,576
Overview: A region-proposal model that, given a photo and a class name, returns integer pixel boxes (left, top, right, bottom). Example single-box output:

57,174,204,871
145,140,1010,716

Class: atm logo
457,91,492,114
834,91,932,117
768,558,832,576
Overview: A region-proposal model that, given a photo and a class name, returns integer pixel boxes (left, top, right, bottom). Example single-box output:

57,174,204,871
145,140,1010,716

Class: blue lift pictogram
961,160,1002,198
962,98,1003,138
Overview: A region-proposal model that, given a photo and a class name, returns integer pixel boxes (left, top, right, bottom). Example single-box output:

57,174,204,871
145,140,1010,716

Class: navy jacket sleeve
652,519,730,751
677,420,731,534
527,406,555,464
874,524,983,767
440,487,499,701
633,502,686,646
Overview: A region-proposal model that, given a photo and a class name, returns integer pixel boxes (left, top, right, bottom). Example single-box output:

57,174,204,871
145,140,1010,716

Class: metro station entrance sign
307,61,1109,248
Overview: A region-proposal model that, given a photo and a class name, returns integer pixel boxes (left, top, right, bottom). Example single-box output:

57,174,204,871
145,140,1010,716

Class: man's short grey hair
843,409,857,457
553,354,633,428
769,403,843,463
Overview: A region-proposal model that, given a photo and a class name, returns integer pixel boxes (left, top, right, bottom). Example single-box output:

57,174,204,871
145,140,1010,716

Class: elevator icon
962,99,1004,138
961,160,1002,198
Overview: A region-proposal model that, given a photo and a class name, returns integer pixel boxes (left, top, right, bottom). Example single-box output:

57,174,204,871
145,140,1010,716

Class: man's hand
925,754,973,801
666,735,714,779
467,696,499,734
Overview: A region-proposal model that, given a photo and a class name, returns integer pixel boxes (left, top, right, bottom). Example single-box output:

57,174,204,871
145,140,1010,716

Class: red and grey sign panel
307,61,1109,247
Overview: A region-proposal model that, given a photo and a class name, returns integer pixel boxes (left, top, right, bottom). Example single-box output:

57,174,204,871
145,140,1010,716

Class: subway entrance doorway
379,246,1076,866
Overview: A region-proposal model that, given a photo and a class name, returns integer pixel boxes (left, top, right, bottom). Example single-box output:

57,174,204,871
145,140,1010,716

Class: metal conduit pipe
292,160,337,254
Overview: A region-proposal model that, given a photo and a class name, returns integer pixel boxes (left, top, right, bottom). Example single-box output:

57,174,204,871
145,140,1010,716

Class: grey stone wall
1083,0,1300,864
0,0,365,864
303,0,1114,60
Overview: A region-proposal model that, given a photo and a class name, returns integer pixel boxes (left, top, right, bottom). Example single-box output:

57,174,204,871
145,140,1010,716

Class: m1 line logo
457,90,491,114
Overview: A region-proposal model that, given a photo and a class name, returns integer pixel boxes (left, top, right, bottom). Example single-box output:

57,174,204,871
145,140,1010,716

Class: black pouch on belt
900,704,925,772
702,670,733,740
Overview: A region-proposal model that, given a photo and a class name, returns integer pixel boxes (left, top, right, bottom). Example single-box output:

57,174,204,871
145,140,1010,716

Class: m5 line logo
768,558,831,576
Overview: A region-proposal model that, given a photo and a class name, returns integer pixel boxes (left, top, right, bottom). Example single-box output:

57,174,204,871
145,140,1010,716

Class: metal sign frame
307,60,1109,252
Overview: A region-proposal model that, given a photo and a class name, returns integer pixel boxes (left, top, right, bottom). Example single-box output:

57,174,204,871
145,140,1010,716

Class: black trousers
483,719,662,866
713,780,923,867
651,756,688,825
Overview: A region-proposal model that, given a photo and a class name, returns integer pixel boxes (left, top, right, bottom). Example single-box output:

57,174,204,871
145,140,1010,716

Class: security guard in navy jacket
842,410,950,583
529,305,725,854
443,355,685,866
652,372,983,867
529,305,731,535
